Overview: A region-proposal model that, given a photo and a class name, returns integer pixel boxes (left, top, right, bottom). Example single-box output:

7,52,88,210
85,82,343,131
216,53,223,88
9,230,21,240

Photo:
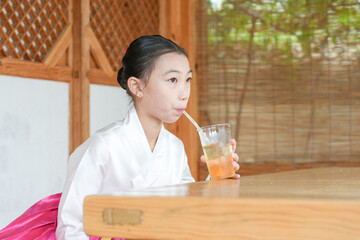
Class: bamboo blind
196,0,360,177
0,0,69,62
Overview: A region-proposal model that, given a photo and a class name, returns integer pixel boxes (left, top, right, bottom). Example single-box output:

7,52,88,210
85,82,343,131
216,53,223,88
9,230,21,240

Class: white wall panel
90,84,132,135
0,75,68,229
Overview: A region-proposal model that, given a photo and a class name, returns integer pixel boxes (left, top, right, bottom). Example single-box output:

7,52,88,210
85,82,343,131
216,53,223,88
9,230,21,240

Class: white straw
183,111,211,145
183,111,201,130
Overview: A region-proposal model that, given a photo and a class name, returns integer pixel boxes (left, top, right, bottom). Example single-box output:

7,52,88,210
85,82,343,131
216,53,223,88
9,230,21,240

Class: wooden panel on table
160,0,200,180
84,168,360,240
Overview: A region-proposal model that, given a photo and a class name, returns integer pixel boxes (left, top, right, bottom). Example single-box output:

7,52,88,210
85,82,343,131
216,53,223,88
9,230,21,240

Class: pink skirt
0,193,124,240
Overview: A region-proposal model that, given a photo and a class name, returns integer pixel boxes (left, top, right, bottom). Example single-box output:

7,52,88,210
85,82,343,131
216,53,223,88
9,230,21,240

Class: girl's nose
179,84,190,100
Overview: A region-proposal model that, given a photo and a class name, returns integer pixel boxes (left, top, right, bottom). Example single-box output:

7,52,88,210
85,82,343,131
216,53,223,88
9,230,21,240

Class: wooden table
83,167,360,240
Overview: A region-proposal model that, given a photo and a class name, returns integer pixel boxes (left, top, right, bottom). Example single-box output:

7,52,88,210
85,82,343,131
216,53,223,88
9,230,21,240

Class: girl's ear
127,77,145,99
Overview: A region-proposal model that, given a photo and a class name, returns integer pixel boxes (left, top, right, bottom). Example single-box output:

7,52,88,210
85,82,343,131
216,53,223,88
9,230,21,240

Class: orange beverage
203,143,235,179
198,123,236,180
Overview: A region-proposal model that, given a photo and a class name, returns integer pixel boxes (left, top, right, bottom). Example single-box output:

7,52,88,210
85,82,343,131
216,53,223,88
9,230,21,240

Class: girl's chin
163,116,181,124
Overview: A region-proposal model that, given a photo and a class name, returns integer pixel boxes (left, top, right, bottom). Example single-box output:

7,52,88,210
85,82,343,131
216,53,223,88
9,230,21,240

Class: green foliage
207,0,360,59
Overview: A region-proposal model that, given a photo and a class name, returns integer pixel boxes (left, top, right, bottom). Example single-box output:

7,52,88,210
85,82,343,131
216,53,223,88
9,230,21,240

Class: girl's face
140,52,192,123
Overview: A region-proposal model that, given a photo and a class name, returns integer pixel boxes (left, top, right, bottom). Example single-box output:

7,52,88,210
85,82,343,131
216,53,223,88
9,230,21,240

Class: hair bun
117,67,127,90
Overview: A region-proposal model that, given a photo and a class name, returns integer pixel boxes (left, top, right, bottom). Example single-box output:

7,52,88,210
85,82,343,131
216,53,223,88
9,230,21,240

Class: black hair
117,35,188,96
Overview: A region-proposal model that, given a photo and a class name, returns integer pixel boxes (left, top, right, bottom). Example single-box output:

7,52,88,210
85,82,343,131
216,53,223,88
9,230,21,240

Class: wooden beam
69,0,90,154
44,24,73,67
0,58,72,82
159,0,200,180
87,69,117,86
87,26,114,76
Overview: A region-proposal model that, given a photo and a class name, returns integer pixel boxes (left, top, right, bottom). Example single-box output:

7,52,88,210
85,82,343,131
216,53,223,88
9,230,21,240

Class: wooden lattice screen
0,0,69,63
196,0,360,177
89,0,159,72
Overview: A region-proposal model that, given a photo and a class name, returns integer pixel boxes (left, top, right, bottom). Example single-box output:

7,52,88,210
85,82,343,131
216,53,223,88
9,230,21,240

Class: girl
0,35,240,240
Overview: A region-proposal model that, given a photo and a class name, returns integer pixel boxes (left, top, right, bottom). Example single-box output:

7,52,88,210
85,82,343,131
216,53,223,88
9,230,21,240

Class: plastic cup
198,123,235,180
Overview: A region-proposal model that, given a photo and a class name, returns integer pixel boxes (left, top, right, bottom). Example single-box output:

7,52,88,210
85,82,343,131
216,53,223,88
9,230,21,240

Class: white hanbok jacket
56,106,195,239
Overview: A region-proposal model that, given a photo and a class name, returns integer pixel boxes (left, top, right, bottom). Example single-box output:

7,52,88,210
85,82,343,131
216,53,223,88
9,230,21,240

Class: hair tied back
117,67,127,90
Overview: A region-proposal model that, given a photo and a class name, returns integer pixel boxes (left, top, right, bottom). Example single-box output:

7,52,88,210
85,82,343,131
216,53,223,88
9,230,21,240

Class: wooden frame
0,0,200,180
160,0,199,180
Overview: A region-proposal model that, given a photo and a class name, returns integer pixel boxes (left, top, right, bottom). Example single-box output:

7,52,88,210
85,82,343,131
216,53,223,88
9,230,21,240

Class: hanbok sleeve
56,135,109,240
181,154,195,184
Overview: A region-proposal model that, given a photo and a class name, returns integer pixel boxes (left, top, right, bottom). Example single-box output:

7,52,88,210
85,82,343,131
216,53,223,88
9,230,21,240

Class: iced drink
198,124,235,180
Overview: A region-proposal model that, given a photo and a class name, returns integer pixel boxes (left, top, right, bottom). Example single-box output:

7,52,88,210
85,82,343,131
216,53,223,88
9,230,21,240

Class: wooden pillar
70,0,90,154
159,0,200,180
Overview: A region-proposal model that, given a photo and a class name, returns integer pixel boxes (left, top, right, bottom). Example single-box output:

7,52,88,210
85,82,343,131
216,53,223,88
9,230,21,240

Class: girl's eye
186,77,192,82
169,78,177,83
